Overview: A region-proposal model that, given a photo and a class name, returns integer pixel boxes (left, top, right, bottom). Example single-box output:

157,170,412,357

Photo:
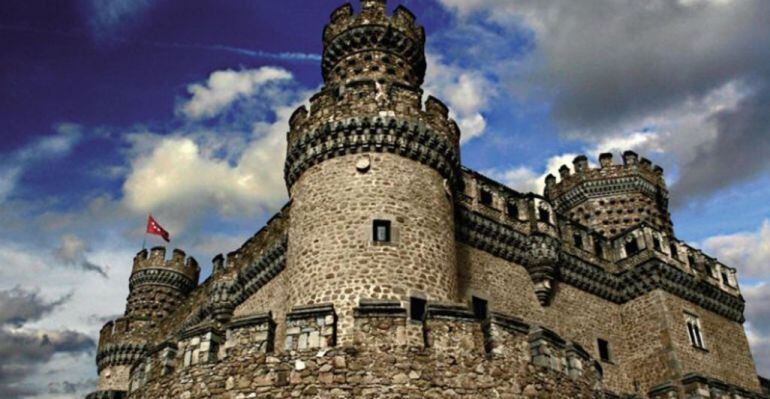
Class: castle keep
87,1,767,398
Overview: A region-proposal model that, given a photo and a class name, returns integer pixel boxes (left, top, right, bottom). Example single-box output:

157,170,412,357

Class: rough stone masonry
87,1,768,398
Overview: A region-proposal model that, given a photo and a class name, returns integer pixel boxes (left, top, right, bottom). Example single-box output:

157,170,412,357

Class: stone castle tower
87,1,767,398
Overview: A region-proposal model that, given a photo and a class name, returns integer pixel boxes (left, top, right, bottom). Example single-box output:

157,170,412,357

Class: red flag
146,215,170,242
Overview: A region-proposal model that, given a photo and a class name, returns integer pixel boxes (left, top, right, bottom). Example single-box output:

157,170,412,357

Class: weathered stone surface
87,1,766,399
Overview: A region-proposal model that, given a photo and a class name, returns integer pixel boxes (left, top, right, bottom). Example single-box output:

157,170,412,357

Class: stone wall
456,243,630,393
287,153,458,344
127,303,602,399
661,292,761,392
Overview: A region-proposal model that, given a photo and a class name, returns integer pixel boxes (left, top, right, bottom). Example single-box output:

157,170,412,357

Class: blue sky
1,0,770,397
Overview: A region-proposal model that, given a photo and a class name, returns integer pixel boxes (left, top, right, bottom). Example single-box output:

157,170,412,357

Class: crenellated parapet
125,300,604,398
545,152,672,236
126,247,200,321
131,247,200,286
285,115,460,189
322,0,426,87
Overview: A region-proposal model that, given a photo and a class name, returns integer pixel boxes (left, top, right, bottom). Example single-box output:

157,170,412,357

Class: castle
87,1,767,398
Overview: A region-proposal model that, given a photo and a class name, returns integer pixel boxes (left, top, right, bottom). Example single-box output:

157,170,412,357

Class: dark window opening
373,220,391,243
721,271,731,286
472,296,488,320
573,233,584,249
653,237,662,252
594,241,604,259
538,209,551,223
686,315,706,349
624,239,640,257
688,254,697,268
507,202,519,219
410,297,427,322
670,243,679,259
480,189,493,206
704,263,714,277
598,338,611,362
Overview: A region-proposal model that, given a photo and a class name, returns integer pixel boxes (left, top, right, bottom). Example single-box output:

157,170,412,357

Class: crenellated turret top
132,246,200,284
545,151,667,199
322,0,426,87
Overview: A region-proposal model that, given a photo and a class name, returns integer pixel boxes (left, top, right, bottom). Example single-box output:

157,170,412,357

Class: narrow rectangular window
721,271,731,286
653,237,662,252
472,296,488,320
688,254,697,268
373,220,391,243
573,233,584,249
594,240,604,259
480,189,493,206
539,209,551,224
507,202,519,219
685,313,706,350
410,297,427,322
670,243,679,259
625,239,640,257
597,338,611,363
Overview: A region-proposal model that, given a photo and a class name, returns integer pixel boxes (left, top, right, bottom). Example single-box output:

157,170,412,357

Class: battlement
323,1,424,47
545,152,667,198
131,247,200,284
543,151,673,236
126,301,603,397
321,1,426,86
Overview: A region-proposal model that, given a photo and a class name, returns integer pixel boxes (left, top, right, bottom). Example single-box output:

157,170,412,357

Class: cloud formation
179,67,293,120
437,0,770,203
424,53,495,143
703,219,770,281
743,284,770,376
0,124,82,205
123,67,311,229
0,287,94,398
55,235,108,278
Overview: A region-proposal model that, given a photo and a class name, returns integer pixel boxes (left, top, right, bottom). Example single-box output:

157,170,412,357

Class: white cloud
436,0,770,202
179,67,293,120
703,220,770,281
424,53,495,143
124,68,312,230
0,124,82,205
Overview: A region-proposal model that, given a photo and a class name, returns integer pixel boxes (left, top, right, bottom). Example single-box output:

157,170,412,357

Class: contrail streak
0,24,321,63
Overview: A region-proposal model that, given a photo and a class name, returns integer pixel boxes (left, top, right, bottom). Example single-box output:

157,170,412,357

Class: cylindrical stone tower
94,246,199,395
284,0,461,340
126,247,200,323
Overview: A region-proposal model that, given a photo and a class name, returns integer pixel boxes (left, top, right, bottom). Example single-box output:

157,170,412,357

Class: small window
594,240,604,259
480,189,493,206
507,202,519,219
410,297,426,322
721,271,731,287
670,243,679,259
624,239,640,257
704,263,714,278
472,296,488,320
597,338,612,363
573,233,584,249
688,254,697,268
373,220,391,243
538,208,551,224
653,237,662,252
685,313,706,350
